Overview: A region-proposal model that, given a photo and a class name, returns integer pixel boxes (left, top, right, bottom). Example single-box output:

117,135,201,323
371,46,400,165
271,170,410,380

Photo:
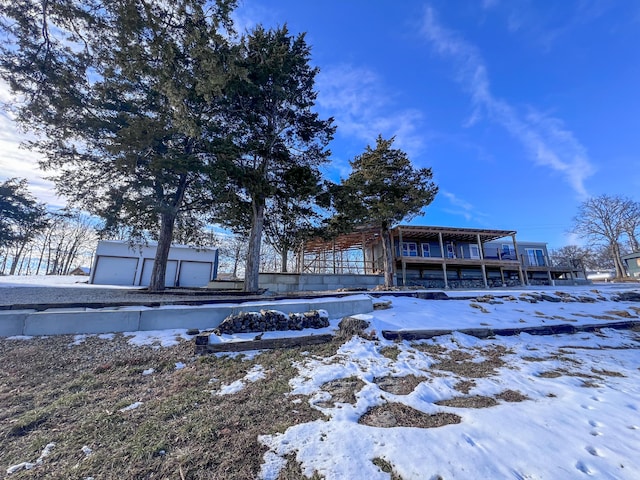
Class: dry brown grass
374,375,425,395
372,457,404,480
432,345,510,378
435,395,498,409
316,376,365,407
359,403,461,429
0,334,340,479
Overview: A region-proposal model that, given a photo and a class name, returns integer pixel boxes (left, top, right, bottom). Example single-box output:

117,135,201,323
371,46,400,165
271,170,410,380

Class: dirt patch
470,302,490,313
359,403,461,429
372,457,404,480
433,345,509,378
521,356,553,362
604,310,638,319
538,370,564,378
496,390,529,402
435,395,498,409
380,345,401,361
374,375,425,395
591,368,625,377
315,376,365,407
411,343,447,355
452,379,476,394
277,454,323,480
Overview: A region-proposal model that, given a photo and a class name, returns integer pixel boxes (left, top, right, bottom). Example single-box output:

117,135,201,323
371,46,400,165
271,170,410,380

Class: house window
446,242,456,258
526,248,546,266
402,242,418,257
469,244,480,259
421,243,430,257
501,244,514,256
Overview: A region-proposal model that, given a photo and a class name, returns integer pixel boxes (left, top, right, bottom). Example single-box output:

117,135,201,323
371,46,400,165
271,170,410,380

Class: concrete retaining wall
0,295,374,337
258,273,384,293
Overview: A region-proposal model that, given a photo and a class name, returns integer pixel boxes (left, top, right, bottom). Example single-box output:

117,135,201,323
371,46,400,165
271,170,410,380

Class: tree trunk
9,241,27,275
149,212,177,292
380,224,395,287
280,248,288,273
612,241,627,278
628,231,640,252
244,201,265,292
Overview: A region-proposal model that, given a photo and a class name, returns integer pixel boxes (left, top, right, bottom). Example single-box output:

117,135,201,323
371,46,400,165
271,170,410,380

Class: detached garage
90,241,218,287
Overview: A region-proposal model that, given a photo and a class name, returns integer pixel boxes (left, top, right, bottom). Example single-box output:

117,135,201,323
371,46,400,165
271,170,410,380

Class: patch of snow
245,364,266,382
118,401,143,412
175,362,186,370
216,379,245,396
215,364,266,396
142,368,155,376
125,329,189,347
258,324,640,479
81,446,93,456
7,443,55,475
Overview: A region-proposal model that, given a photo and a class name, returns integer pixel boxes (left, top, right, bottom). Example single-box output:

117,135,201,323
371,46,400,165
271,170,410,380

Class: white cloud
439,190,489,224
421,6,595,199
316,65,428,159
0,98,62,207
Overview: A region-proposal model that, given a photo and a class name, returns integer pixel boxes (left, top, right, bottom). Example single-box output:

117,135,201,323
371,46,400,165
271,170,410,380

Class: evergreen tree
0,178,49,273
0,0,237,291
336,135,438,287
219,25,335,291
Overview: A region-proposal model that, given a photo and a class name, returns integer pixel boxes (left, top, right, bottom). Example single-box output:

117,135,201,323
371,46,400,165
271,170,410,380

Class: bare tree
549,245,596,277
622,201,640,252
572,195,637,278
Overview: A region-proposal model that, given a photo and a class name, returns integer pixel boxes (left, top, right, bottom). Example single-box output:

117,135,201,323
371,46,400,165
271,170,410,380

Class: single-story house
621,252,640,278
69,266,91,276
89,240,218,288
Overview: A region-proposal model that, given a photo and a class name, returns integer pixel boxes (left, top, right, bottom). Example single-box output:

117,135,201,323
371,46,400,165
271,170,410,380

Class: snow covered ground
3,275,640,478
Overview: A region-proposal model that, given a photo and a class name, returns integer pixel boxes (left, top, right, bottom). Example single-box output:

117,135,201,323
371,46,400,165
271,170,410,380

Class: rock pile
214,309,329,335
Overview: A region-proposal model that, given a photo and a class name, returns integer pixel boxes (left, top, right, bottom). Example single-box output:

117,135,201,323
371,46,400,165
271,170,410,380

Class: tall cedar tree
0,0,237,291
219,26,335,291
337,135,438,287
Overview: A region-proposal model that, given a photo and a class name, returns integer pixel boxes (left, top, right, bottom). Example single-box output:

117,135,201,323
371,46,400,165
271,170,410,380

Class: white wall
90,241,218,287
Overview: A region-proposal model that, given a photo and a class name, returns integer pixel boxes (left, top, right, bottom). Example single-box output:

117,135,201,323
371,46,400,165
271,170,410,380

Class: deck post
398,227,406,286
512,233,527,286
362,232,367,274
439,232,448,289
477,234,488,288
332,240,336,274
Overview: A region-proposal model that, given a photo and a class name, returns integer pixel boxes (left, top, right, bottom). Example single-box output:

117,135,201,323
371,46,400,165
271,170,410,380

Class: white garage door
178,261,212,287
139,259,178,287
92,256,138,286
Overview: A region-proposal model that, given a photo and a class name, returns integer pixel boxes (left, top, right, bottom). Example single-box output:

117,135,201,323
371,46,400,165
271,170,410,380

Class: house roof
302,225,518,253
391,225,517,244
303,226,381,253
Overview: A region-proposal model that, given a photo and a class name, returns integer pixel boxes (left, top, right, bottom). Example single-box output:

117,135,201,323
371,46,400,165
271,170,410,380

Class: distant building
69,266,91,276
89,241,218,288
621,252,640,279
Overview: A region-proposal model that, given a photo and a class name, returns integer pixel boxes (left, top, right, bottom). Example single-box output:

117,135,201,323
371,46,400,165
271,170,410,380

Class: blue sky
233,0,640,248
1,1,639,249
